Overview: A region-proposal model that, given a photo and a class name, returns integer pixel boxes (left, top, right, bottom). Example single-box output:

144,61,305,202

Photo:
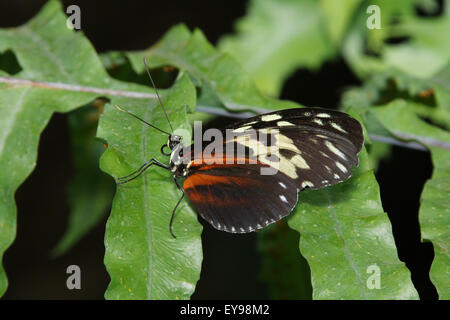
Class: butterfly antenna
114,105,171,136
143,57,174,133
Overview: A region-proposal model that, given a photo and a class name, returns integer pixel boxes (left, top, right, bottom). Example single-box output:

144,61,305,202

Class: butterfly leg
169,177,185,239
116,158,169,184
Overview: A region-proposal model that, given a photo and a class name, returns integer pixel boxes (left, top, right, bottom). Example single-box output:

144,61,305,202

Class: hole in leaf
384,35,411,45
104,56,179,89
280,58,361,108
0,49,22,75
415,0,444,17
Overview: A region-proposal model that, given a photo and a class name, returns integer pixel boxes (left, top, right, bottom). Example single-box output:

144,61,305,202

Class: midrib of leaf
0,87,29,155
326,192,367,298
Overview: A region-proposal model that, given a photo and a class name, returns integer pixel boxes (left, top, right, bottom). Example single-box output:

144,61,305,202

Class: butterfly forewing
182,108,363,233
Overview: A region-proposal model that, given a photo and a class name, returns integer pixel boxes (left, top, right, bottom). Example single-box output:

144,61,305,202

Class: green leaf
0,0,111,296
383,9,450,79
125,24,301,113
320,0,363,45
51,104,115,257
342,0,450,79
372,100,450,299
0,1,202,298
218,0,335,96
288,148,419,299
97,73,203,299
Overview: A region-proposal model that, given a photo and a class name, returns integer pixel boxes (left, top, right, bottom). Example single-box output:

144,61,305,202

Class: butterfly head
168,134,182,149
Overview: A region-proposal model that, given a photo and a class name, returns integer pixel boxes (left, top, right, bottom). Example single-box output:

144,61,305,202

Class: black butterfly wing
183,164,299,233
182,108,364,233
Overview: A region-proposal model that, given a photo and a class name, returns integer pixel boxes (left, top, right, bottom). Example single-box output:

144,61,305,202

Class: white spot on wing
336,161,348,173
279,195,288,203
316,113,331,118
291,154,310,169
331,122,347,133
233,125,252,133
320,151,330,158
325,141,347,160
279,182,287,189
277,121,295,127
313,118,324,126
261,114,282,122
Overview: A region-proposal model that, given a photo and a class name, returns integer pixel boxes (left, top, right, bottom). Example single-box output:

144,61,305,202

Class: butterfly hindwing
183,164,298,233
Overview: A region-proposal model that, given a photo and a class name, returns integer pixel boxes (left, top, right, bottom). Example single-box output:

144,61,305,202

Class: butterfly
115,59,364,238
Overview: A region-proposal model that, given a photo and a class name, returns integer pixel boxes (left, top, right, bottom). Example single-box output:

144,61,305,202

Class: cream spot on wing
320,151,330,158
278,158,298,179
233,125,252,133
291,154,310,169
336,161,348,173
316,113,331,118
313,118,324,126
279,182,287,189
302,181,314,188
325,165,331,173
331,122,347,133
279,195,288,203
316,134,327,139
303,111,311,116
278,134,301,153
325,141,347,160
258,128,273,134
334,173,340,179
261,114,282,122
277,121,295,127
235,133,298,179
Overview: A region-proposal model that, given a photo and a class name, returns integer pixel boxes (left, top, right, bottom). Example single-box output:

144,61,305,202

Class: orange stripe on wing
183,173,254,190
183,173,258,205
188,153,259,169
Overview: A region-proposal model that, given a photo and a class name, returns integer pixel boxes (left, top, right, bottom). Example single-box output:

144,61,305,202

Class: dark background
0,0,437,299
